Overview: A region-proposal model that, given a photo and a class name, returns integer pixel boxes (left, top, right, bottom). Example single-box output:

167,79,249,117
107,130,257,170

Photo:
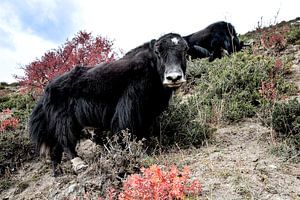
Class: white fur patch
221,48,229,56
71,157,88,173
171,37,179,45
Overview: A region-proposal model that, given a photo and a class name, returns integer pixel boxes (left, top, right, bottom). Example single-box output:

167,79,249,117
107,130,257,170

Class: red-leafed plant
118,165,201,200
16,31,117,94
259,79,277,102
261,32,286,50
260,25,289,54
0,108,19,132
259,57,284,103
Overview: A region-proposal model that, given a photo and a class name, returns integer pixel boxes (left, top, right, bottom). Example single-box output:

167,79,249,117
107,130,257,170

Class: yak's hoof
52,169,62,177
71,157,88,173
52,166,63,177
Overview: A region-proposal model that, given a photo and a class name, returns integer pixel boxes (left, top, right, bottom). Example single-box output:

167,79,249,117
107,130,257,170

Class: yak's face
154,33,188,88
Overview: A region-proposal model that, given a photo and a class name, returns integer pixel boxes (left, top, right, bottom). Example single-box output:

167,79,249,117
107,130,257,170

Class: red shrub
16,31,117,94
0,108,19,132
259,79,277,102
260,25,289,53
118,165,201,200
261,32,286,51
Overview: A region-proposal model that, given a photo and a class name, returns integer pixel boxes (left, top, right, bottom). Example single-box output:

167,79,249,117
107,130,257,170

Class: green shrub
0,82,9,87
186,52,293,122
160,94,214,147
0,96,10,103
160,51,295,147
8,82,20,87
272,98,300,136
0,180,15,193
0,93,35,123
286,24,300,45
270,102,300,162
0,129,34,178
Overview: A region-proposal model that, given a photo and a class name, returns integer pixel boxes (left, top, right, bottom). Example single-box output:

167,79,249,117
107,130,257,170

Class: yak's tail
29,99,52,156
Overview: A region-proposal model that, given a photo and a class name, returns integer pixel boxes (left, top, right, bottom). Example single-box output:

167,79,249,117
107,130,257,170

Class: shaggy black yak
29,33,189,176
183,21,245,61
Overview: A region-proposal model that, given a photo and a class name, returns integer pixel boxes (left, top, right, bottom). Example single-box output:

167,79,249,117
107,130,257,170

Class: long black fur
183,21,244,61
29,33,187,175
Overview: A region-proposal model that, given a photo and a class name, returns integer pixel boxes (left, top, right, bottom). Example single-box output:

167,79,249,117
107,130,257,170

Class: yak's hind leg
50,143,63,177
209,33,228,62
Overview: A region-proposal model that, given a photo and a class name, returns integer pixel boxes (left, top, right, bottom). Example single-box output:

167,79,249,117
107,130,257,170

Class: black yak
183,21,245,61
29,33,189,176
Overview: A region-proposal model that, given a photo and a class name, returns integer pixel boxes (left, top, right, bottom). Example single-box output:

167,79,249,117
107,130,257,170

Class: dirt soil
1,23,300,200
186,120,300,199
1,120,300,200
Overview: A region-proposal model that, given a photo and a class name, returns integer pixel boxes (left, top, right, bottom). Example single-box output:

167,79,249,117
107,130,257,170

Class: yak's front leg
60,120,88,174
62,141,87,173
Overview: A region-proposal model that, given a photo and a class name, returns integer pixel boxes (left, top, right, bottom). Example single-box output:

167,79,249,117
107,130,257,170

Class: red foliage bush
118,165,201,200
16,31,117,94
259,79,277,102
259,58,284,102
260,25,289,53
261,32,286,50
0,108,19,132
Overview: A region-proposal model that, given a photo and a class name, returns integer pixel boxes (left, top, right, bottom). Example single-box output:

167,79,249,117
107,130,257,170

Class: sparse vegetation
272,98,300,136
159,45,296,155
0,93,35,124
160,94,214,148
187,52,293,122
83,130,147,197
0,82,9,87
271,99,300,161
286,23,300,45
0,86,36,192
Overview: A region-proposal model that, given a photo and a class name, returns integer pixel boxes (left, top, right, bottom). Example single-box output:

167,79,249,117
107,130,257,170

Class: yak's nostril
166,74,182,82
174,75,182,81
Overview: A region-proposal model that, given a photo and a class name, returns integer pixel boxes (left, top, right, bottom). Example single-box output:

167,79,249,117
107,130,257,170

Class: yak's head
152,33,188,88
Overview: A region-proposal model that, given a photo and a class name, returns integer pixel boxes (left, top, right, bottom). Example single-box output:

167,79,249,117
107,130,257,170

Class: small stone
269,164,277,169
68,184,78,194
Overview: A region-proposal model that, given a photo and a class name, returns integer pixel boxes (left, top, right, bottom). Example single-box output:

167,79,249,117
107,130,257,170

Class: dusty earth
1,24,300,200
1,120,300,200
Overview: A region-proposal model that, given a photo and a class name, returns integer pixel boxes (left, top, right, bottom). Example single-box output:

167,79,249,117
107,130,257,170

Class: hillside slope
1,18,300,200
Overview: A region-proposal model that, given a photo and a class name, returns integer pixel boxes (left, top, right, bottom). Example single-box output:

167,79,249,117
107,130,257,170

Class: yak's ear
183,40,189,51
149,39,157,50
